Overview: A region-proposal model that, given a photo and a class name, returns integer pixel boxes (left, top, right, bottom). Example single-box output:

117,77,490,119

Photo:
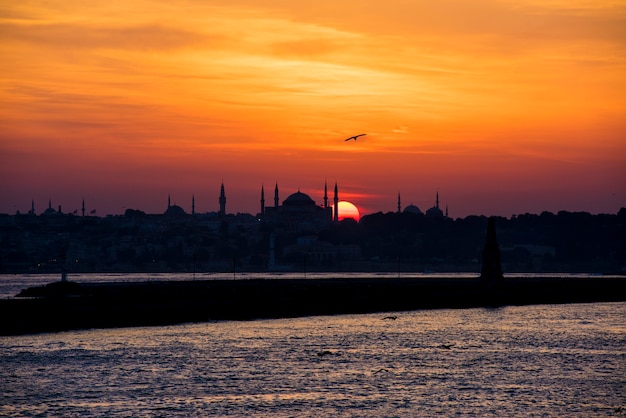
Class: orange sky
1,0,625,217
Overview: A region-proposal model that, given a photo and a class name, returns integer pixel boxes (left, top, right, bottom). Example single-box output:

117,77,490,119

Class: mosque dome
43,207,57,216
283,191,315,207
164,204,186,216
43,200,57,216
425,206,444,217
403,204,423,215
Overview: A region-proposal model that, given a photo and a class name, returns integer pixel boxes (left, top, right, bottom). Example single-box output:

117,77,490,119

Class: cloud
392,126,409,134
230,0,626,56
1,22,213,51
271,38,349,59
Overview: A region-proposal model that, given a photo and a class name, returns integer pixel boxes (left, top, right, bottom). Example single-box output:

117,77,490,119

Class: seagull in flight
345,133,366,141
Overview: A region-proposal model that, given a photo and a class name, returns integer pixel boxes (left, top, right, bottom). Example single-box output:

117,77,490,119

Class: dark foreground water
1,302,624,417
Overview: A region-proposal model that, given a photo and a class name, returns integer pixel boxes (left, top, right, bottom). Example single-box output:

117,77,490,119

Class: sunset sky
1,0,625,217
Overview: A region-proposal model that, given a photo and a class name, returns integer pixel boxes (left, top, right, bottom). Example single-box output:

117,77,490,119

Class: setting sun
334,201,360,221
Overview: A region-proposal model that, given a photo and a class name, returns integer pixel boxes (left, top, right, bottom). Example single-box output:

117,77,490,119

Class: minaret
397,193,401,213
192,195,195,215
260,184,265,216
274,182,279,208
219,182,226,216
30,199,35,215
436,190,440,209
82,198,85,217
168,194,171,209
445,204,448,218
333,181,339,222
324,180,328,209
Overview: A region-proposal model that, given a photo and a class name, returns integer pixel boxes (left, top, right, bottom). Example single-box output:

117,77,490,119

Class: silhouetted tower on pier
219,182,226,216
82,198,85,217
480,216,504,286
333,182,339,222
260,184,265,216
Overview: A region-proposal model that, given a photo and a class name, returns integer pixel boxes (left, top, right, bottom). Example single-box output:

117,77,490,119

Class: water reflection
1,303,625,416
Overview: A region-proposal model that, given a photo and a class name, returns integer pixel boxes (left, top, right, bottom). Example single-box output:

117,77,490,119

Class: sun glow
334,201,360,221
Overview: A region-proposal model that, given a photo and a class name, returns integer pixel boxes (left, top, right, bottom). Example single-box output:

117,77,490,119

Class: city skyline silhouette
5,180,625,220
14,182,453,219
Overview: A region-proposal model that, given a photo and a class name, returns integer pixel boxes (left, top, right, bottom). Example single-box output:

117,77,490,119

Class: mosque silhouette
163,180,448,227
32,180,448,224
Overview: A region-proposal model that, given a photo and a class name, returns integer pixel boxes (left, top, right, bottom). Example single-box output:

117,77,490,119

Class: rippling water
1,302,624,416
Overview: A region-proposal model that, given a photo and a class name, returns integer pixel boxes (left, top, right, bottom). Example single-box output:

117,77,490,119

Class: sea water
1,301,624,416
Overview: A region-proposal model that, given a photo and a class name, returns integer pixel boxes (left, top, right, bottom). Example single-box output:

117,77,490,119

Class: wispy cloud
2,22,211,50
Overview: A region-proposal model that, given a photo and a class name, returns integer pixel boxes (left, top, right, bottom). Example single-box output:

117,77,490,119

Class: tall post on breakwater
480,216,504,287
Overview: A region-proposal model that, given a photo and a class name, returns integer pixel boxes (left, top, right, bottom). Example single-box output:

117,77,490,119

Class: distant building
398,191,445,217
425,191,445,218
219,181,226,216
404,204,423,215
43,199,57,216
262,182,335,232
164,194,186,217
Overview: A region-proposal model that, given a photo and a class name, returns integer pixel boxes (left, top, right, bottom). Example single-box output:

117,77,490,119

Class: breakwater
2,276,625,335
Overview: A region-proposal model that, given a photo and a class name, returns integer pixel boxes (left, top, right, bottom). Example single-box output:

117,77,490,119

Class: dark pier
2,275,625,335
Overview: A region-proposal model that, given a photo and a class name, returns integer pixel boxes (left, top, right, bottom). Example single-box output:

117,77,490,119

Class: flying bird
345,134,366,141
